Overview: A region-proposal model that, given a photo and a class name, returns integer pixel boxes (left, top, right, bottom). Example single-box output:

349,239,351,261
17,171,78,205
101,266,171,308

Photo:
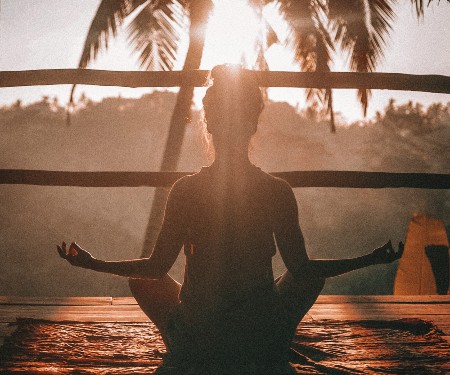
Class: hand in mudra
371,240,404,264
57,241,95,269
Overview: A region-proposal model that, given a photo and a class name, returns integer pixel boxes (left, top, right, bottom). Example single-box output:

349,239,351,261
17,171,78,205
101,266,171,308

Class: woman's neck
212,150,252,170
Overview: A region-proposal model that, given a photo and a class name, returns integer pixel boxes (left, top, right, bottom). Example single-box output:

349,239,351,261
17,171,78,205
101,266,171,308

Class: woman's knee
128,277,140,291
277,271,324,292
277,273,325,330
277,271,325,308
128,277,149,298
312,276,325,292
129,275,181,302
128,276,180,322
295,275,325,297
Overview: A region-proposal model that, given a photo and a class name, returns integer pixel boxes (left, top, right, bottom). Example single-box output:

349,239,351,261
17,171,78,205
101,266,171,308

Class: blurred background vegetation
1,92,448,296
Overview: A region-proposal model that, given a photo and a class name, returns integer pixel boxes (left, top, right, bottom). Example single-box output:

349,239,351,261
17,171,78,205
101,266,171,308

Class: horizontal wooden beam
0,169,449,189
1,69,449,93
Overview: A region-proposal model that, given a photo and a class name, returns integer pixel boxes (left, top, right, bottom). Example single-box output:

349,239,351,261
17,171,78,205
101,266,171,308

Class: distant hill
1,93,448,296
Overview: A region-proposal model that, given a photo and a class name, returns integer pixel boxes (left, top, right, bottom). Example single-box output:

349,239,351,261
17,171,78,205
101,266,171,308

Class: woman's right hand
57,241,96,269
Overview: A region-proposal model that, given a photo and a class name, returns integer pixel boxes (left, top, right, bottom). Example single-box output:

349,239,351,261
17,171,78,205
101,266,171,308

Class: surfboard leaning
394,213,449,295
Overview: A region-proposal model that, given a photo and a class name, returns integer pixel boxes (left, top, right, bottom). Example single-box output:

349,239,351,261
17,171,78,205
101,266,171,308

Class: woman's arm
57,241,179,279
57,241,154,278
57,178,187,279
304,240,403,279
274,180,403,280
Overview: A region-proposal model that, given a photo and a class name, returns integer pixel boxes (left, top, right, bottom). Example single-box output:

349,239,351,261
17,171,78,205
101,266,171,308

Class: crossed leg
276,271,325,337
129,271,324,351
128,275,181,344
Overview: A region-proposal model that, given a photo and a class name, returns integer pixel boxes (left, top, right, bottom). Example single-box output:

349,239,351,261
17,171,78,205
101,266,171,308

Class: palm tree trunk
327,89,336,133
140,2,212,257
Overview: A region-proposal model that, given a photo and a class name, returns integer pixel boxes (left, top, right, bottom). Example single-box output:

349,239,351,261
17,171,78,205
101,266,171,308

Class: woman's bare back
169,163,293,311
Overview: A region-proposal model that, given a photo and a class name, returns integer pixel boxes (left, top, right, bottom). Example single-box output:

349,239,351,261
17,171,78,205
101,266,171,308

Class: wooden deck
1,295,449,347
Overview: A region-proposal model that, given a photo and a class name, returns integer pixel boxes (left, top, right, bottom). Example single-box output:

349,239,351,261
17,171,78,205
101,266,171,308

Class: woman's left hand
371,240,404,264
57,241,95,269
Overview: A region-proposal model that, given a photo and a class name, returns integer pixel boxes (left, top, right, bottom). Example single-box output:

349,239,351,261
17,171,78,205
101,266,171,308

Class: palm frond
78,0,148,69
69,0,147,110
411,0,426,17
244,1,275,98
329,0,395,116
280,1,333,72
409,0,449,18
409,0,436,17
127,0,186,71
279,0,336,130
252,2,279,58
265,21,279,47
313,6,336,131
248,0,274,8
280,1,334,121
280,0,316,70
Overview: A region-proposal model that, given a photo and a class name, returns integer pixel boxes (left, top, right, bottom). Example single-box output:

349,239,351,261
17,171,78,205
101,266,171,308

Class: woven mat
1,318,449,374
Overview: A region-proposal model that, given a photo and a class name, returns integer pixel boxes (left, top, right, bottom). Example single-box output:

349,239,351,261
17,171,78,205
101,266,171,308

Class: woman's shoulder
170,170,201,191
169,168,209,197
256,168,292,192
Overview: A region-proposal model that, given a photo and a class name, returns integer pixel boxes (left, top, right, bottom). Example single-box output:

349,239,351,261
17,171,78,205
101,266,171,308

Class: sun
197,1,376,123
195,1,300,99
193,0,304,111
201,0,261,69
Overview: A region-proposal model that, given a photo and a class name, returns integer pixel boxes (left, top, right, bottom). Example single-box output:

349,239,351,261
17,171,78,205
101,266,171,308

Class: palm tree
70,0,213,256
72,0,445,257
250,0,447,130
248,0,395,131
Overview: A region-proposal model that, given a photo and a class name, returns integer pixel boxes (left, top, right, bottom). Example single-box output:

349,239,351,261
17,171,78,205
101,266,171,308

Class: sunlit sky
0,0,449,123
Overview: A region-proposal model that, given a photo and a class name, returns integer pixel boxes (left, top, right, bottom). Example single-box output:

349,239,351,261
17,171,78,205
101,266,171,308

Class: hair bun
203,64,264,132
210,64,241,82
210,64,259,88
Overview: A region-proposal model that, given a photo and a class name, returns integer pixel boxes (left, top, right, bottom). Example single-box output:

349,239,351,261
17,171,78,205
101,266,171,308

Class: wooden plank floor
1,295,449,346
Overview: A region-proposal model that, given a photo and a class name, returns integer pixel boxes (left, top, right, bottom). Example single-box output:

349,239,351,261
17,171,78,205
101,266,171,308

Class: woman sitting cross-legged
57,64,403,373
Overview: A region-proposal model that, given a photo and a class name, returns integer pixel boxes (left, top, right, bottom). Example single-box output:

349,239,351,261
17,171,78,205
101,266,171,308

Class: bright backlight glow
201,0,261,68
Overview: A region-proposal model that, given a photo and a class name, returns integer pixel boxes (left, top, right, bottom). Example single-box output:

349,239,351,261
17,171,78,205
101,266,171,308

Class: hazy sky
0,0,449,123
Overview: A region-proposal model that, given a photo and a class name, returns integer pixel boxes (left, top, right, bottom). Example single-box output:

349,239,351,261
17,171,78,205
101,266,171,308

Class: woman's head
202,65,264,152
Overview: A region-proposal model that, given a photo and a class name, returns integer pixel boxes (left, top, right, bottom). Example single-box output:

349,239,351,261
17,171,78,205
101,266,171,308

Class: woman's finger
57,245,67,259
386,240,393,252
69,243,78,256
381,240,393,253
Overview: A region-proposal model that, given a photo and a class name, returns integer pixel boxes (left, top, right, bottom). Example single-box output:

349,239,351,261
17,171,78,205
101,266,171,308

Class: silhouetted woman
58,64,403,372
